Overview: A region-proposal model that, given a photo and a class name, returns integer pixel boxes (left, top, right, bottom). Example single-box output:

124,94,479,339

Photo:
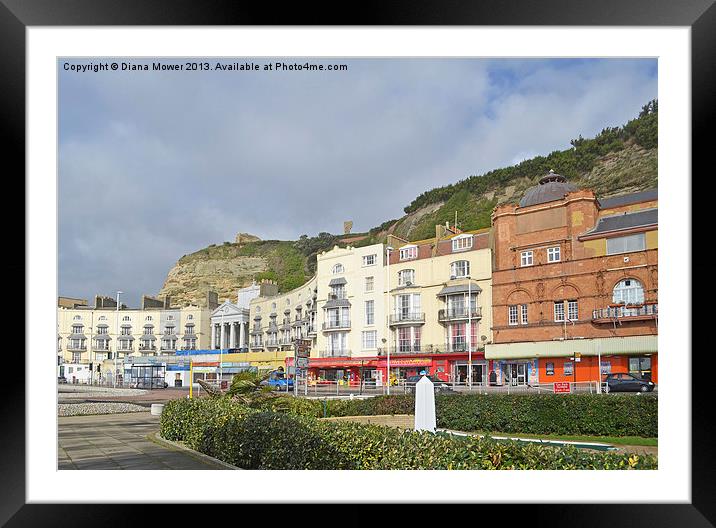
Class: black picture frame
3,0,709,525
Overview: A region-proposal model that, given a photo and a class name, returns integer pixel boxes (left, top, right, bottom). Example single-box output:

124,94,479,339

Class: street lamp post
467,276,472,391
114,291,122,388
220,306,226,390
386,246,393,395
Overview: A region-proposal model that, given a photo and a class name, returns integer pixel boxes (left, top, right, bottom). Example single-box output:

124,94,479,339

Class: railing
438,307,482,322
138,345,156,351
67,345,87,351
376,344,482,355
319,349,351,358
92,344,111,351
592,304,658,320
250,342,263,350
322,320,351,330
388,312,425,325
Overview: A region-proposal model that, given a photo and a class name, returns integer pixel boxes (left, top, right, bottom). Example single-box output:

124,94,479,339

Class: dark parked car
405,375,456,394
57,376,67,384
603,373,655,393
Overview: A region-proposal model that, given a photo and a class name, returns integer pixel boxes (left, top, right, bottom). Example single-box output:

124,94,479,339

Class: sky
58,57,657,307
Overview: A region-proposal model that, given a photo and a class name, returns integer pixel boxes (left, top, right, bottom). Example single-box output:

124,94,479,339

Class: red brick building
485,171,658,387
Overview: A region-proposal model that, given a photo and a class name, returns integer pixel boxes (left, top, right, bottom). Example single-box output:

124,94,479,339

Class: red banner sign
553,382,571,393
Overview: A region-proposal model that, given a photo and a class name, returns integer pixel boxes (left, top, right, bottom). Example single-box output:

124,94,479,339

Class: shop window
546,362,555,376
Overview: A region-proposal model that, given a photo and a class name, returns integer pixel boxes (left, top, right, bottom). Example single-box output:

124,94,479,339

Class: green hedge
322,394,657,438
159,398,657,470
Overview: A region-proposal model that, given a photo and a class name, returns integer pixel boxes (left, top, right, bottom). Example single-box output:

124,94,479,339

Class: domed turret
519,170,578,207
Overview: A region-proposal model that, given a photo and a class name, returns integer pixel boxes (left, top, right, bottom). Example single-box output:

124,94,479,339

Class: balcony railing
250,342,264,350
388,312,425,325
322,320,351,331
377,343,481,355
67,344,87,351
139,345,156,351
320,349,351,358
438,307,483,323
592,303,658,322
93,344,111,351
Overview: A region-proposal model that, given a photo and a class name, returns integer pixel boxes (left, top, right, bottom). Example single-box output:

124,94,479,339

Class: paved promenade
58,411,228,470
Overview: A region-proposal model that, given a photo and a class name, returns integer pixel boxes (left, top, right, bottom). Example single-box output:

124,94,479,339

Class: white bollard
150,403,165,416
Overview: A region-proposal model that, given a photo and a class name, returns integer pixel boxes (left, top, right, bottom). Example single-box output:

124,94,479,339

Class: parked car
404,375,456,394
260,370,294,390
57,376,67,384
603,372,655,393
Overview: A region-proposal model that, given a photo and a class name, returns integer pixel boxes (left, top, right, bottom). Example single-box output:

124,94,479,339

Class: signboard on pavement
553,381,571,393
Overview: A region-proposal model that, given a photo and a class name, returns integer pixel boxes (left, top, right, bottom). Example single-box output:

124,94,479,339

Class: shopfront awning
485,335,657,360
309,357,378,368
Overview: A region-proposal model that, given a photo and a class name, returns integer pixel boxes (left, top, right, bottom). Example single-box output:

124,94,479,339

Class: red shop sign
553,382,571,393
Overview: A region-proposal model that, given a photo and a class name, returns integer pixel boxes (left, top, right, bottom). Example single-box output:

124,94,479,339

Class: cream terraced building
57,301,211,369
315,243,387,360
247,275,319,359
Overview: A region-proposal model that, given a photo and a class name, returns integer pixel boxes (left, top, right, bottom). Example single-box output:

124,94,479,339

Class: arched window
613,279,644,304
73,315,81,321
122,316,131,321
98,315,107,321
145,316,153,321
450,260,470,279
332,263,344,274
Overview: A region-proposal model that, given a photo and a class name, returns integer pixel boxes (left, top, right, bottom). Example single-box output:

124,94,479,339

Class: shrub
320,393,657,438
159,398,657,470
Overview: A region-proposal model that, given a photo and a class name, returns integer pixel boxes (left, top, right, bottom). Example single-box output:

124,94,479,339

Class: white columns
239,321,246,350
230,322,236,349
211,324,217,349
220,323,226,350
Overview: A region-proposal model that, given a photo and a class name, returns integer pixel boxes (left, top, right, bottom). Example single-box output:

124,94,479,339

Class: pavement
58,411,228,470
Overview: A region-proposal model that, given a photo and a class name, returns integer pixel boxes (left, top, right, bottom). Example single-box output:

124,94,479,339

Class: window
397,269,415,286
97,326,108,334
564,362,573,376
73,315,81,321
399,246,417,260
450,260,470,278
365,276,374,292
365,300,375,325
362,254,376,266
143,326,154,335
554,302,565,322
121,326,132,336
508,306,518,325
145,316,153,321
520,304,528,325
362,330,377,350
613,279,645,305
187,314,193,320
520,251,533,266
398,326,421,352
606,233,646,255
98,315,107,321
567,300,578,321
167,315,174,320
71,325,83,334
547,246,561,262
546,363,555,376
122,316,131,321
452,235,473,251
332,263,344,274
330,284,346,299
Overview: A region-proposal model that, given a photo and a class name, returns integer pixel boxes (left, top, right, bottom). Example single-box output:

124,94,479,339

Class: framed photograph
5,0,711,524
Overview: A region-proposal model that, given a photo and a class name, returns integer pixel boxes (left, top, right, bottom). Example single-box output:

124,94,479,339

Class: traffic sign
297,357,309,368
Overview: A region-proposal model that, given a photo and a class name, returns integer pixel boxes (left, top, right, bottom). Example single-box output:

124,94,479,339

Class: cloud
58,58,657,305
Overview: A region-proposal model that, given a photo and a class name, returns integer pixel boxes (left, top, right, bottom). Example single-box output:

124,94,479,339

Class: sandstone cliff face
159,251,268,307
158,234,269,307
